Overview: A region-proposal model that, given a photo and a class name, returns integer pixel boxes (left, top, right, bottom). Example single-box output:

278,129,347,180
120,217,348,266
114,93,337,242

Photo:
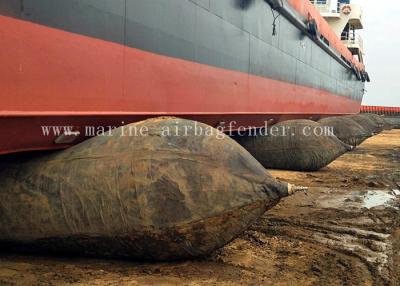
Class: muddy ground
0,130,399,286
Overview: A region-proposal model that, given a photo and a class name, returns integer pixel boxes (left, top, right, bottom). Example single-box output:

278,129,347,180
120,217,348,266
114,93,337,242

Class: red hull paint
361,106,400,116
0,16,361,155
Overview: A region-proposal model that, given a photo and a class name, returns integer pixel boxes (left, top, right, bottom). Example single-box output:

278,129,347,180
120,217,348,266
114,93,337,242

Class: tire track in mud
246,188,400,286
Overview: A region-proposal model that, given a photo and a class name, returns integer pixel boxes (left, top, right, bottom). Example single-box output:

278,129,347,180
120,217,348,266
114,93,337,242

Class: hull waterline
0,0,365,154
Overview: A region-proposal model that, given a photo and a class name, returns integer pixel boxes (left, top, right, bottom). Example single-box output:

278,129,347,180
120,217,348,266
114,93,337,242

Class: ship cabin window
341,24,356,41
310,0,328,4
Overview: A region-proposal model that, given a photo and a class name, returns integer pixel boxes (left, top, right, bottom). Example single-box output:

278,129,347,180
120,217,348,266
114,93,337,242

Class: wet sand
0,130,399,286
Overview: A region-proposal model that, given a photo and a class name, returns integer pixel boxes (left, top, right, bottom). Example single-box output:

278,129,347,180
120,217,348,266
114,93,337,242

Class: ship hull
0,0,364,154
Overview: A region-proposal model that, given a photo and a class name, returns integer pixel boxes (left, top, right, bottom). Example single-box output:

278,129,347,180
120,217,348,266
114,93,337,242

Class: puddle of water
318,189,399,210
392,189,400,196
363,191,397,209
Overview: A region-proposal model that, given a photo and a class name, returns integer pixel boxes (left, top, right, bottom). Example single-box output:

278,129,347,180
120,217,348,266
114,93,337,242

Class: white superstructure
310,0,364,63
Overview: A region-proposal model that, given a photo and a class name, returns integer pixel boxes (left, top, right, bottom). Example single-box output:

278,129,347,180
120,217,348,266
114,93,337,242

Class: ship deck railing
341,32,364,52
310,0,341,14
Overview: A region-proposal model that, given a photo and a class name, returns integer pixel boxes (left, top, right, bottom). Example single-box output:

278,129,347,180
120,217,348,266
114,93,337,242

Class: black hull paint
0,0,364,102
